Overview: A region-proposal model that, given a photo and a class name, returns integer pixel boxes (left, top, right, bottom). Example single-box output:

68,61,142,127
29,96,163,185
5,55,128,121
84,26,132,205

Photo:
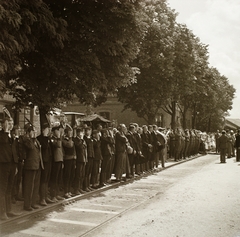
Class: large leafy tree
0,0,67,96
7,0,146,113
195,67,235,132
1,0,146,128
118,0,177,124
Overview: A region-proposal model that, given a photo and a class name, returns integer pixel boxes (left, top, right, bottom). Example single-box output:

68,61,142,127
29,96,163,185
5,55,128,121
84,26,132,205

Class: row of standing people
0,117,202,221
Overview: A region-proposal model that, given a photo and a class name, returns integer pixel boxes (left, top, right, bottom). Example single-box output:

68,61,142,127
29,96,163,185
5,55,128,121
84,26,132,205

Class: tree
0,0,67,94
118,0,177,124
3,0,146,125
195,67,235,132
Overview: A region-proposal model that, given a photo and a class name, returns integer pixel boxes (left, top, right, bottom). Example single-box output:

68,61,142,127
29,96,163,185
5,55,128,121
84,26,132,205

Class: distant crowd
2,116,239,221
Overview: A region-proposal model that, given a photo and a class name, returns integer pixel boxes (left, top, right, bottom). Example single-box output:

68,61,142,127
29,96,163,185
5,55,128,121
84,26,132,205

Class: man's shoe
31,205,39,209
40,199,48,206
56,196,65,201
46,197,55,204
7,211,22,217
51,197,58,203
73,190,81,195
16,197,24,201
0,213,9,220
24,207,33,211
64,193,71,199
79,189,86,194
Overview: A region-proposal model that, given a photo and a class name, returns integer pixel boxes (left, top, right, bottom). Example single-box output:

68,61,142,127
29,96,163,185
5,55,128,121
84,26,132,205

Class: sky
167,0,240,118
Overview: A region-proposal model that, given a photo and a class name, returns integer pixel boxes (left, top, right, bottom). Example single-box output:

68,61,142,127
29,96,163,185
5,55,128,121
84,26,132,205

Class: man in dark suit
83,127,94,192
22,123,44,211
235,129,240,162
218,130,229,163
0,118,21,220
126,124,138,177
73,128,87,194
114,124,129,181
37,123,54,206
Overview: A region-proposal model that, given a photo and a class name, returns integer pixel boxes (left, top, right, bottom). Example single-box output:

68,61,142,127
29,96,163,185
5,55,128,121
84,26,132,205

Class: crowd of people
1,116,230,221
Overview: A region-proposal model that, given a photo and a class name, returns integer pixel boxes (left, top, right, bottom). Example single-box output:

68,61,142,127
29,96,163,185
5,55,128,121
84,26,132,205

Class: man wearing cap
22,123,44,211
37,123,54,206
73,128,87,194
50,126,65,202
0,118,21,220
218,130,229,163
83,127,94,192
62,126,76,198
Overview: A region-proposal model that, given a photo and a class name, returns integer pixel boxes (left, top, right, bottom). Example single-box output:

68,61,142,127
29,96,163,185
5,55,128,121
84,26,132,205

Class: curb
0,153,204,227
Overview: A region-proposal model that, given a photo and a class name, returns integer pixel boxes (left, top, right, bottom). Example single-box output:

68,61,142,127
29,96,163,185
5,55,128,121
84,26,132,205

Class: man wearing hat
218,130,229,163
0,118,21,219
22,123,44,211
50,126,65,202
37,123,54,206
234,129,240,162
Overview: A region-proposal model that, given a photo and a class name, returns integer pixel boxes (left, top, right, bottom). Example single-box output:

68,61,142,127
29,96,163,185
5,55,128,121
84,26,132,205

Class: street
1,154,240,237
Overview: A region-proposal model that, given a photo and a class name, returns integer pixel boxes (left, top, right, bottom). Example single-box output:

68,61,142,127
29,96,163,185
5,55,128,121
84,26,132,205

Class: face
2,120,9,132
54,129,60,137
143,126,148,133
29,128,36,138
8,119,14,131
77,130,84,138
85,129,92,136
66,130,73,137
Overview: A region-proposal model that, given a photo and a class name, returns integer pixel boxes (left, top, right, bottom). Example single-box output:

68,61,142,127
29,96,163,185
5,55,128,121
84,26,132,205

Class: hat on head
52,126,60,132
1,117,11,124
42,122,49,130
76,127,84,133
24,123,34,133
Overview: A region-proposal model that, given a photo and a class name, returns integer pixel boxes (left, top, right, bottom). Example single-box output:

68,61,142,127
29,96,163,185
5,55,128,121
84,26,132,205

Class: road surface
1,154,240,237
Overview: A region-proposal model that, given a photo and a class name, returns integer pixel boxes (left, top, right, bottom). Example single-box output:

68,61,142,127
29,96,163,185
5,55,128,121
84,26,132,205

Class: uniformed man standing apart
218,130,229,163
234,129,240,162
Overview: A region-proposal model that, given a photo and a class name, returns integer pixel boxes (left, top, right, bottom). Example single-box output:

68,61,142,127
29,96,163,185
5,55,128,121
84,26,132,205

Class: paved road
1,154,240,237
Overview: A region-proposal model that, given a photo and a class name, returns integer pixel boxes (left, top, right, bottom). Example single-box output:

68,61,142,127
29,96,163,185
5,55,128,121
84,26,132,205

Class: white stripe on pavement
49,218,97,227
20,229,58,237
70,208,119,214
91,203,123,209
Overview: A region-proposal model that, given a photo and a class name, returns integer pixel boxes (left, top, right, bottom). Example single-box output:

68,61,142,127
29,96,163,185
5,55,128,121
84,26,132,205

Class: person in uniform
37,123,54,206
50,126,65,202
99,129,114,187
218,130,229,163
73,128,87,194
83,127,94,192
62,127,76,198
22,123,44,211
0,118,21,219
114,124,129,182
234,129,240,162
91,130,103,188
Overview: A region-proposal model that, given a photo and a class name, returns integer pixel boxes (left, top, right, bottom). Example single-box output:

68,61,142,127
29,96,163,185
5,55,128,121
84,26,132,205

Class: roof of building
225,118,240,129
80,114,111,123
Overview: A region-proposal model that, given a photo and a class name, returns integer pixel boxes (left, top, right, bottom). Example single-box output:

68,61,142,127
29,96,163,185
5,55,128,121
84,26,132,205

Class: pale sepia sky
167,0,240,118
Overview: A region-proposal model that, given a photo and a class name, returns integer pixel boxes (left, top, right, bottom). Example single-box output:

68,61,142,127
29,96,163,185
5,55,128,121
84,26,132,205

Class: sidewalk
0,154,204,227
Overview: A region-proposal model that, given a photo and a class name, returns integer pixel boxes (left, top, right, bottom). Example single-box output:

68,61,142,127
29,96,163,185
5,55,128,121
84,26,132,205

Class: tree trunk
39,107,49,131
182,108,187,129
171,101,177,129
